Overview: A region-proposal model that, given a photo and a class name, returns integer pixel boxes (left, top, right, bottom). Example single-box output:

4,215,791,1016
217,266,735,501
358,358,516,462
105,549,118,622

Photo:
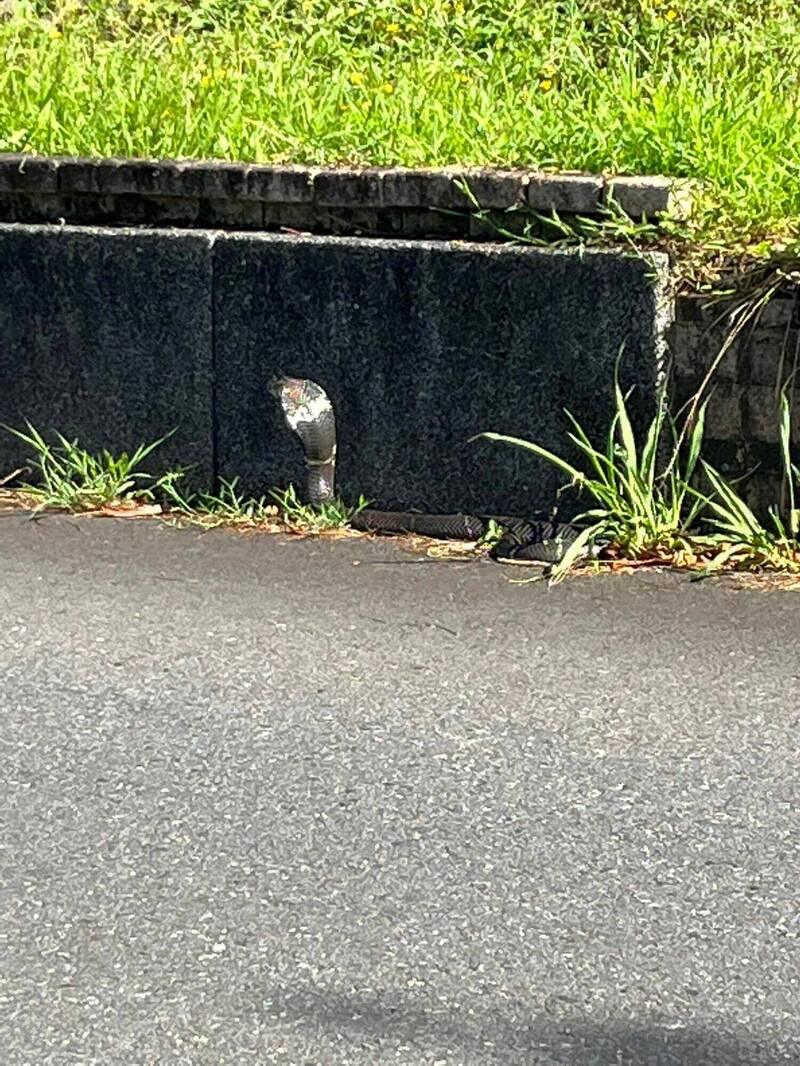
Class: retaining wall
0,226,214,483
0,154,692,240
670,291,799,514
214,234,666,513
0,155,794,518
0,223,667,515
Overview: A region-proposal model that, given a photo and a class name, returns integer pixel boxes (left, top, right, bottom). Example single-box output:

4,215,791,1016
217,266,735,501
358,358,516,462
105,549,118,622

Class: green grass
270,483,370,531
161,474,368,532
1,424,369,532
159,472,282,526
2,421,173,511
1,0,798,247
477,370,710,581
693,389,800,575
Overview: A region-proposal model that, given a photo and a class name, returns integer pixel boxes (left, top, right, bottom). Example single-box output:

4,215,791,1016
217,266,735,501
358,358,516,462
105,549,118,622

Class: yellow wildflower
539,78,553,92
386,22,401,33
665,7,678,19
171,34,186,47
455,71,470,84
348,6,360,15
381,82,395,94
48,27,63,39
349,71,366,85
200,74,213,88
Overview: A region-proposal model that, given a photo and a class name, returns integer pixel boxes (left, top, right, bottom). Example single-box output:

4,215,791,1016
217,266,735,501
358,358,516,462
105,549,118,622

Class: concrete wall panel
213,233,667,514
0,225,214,485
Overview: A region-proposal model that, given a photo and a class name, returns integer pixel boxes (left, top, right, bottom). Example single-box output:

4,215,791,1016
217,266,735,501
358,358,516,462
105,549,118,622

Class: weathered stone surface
57,156,130,194
109,159,176,195
458,168,526,209
47,191,200,226
0,225,214,484
314,167,384,207
0,193,65,223
527,173,603,215
604,175,694,220
381,167,470,209
261,203,320,233
757,296,796,329
0,155,696,237
383,166,522,210
668,320,738,383
400,208,468,238
57,157,251,200
213,233,667,514
0,154,58,193
746,384,800,444
327,208,397,236
670,287,800,518
56,194,119,224
671,289,800,434
748,331,798,388
703,382,744,441
373,209,405,237
172,160,249,200
197,198,263,229
116,194,201,226
381,165,522,211
1,207,793,521
247,164,315,203
262,203,406,237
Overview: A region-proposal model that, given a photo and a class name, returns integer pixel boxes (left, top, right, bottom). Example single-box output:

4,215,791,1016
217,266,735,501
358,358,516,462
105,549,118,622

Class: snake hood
270,375,337,506
269,375,333,430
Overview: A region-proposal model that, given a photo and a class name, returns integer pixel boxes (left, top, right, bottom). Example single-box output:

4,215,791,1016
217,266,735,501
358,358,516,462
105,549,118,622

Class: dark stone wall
0,226,215,485
669,291,800,515
0,154,692,239
0,224,669,515
214,234,667,514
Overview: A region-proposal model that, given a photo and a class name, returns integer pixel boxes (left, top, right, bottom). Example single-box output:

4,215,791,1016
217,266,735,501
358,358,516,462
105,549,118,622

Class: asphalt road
1,514,799,1066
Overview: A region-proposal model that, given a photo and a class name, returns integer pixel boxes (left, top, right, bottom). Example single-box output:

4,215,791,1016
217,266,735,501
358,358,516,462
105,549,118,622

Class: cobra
270,375,588,565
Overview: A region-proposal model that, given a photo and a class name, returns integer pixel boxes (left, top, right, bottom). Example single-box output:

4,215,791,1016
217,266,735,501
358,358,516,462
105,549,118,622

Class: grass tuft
476,367,710,582
692,389,800,575
0,424,370,535
2,422,173,512
270,483,370,532
159,472,280,527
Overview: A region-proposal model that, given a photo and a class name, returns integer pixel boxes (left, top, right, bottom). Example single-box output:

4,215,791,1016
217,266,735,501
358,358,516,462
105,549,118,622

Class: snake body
270,375,586,564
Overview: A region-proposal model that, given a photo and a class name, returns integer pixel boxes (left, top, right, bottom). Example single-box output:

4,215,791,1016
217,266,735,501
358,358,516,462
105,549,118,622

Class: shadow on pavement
266,988,799,1065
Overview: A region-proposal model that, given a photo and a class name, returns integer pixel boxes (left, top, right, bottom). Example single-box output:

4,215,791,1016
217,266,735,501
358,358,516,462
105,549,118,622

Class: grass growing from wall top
0,0,798,251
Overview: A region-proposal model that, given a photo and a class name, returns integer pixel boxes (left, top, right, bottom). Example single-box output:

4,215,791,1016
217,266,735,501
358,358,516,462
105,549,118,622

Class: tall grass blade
474,432,583,484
